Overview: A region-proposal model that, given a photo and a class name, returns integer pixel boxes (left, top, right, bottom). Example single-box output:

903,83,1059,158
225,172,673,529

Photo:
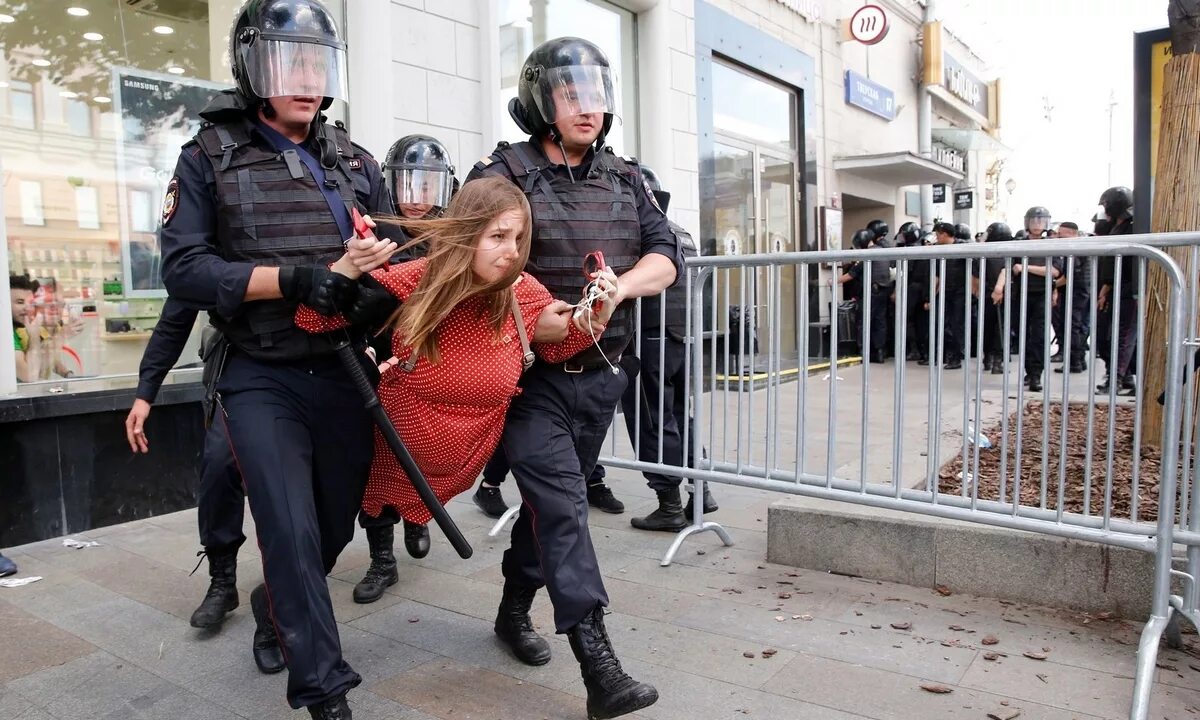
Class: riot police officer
466,36,678,719
895,222,927,362
1094,186,1137,394
863,220,894,363
923,222,966,369
159,1,394,716
835,229,871,356
350,133,457,606
989,207,1062,392
976,222,1014,373
612,165,718,532
123,301,245,631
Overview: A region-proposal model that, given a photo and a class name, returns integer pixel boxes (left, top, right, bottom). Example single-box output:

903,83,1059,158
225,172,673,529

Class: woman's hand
991,284,1005,306
574,267,619,335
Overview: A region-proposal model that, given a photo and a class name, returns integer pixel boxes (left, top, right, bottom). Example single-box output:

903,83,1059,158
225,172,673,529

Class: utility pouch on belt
200,325,231,428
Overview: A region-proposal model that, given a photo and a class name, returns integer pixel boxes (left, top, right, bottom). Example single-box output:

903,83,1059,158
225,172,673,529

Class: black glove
344,274,401,329
279,266,359,316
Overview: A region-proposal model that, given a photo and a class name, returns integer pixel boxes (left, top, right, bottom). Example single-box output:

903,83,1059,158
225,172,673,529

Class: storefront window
498,0,638,156
1,0,345,393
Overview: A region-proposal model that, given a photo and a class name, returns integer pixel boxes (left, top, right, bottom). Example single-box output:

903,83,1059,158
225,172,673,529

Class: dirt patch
938,402,1163,522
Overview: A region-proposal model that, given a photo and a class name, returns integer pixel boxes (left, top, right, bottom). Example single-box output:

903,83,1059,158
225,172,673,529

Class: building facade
0,0,999,544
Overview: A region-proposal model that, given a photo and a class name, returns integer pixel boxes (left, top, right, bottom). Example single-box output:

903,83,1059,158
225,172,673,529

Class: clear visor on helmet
1025,215,1051,235
392,168,454,209
243,38,349,101
530,64,621,125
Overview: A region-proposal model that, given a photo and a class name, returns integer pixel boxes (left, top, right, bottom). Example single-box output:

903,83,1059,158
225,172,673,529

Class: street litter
62,538,100,549
0,576,43,588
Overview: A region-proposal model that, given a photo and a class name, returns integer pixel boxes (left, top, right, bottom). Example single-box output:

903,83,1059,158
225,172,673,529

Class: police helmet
1023,206,1052,235
509,37,620,145
895,221,921,247
639,165,671,213
383,135,456,215
985,222,1013,243
230,0,348,112
866,219,889,241
1098,186,1133,221
850,229,874,250
953,223,972,241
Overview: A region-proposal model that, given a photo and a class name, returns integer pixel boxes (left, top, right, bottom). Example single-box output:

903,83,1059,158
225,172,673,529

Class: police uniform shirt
135,298,199,403
160,123,390,320
467,145,682,282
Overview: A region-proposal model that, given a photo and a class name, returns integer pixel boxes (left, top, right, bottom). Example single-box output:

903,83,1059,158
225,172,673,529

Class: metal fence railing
582,233,1200,720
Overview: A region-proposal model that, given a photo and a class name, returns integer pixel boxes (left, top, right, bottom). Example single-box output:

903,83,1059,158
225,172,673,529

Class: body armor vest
639,220,695,342
193,113,363,361
490,141,644,366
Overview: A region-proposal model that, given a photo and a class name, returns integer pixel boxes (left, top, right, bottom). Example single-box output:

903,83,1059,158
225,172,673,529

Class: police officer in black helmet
467,36,678,719
349,133,456,606
863,219,894,363
159,1,395,716
605,165,718,532
1094,186,1137,394
989,207,1062,392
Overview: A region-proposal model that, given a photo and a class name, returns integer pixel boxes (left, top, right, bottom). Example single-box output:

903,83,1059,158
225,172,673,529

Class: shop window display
0,0,344,391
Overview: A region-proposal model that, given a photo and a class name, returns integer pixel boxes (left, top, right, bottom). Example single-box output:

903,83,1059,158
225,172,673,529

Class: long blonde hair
383,177,532,364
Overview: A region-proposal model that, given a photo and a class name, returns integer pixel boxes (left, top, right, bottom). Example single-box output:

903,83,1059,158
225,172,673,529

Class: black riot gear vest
192,94,366,360
487,140,643,365
639,220,696,342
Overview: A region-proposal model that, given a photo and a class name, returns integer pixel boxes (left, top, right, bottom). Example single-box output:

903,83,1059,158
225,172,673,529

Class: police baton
333,337,473,559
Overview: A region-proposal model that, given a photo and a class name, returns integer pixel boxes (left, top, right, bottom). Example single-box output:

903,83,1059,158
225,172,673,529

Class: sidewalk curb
767,496,1171,618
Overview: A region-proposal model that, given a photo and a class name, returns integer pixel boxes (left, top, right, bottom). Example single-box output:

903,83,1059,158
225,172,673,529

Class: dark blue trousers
500,361,627,632
197,419,245,554
218,352,371,708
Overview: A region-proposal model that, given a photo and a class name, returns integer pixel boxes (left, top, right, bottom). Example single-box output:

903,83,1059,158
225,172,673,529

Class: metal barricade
592,233,1197,720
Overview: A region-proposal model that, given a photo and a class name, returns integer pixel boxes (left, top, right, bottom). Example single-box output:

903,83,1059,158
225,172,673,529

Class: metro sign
850,4,889,45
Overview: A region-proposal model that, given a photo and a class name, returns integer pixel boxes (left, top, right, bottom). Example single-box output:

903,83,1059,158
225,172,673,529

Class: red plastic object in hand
352,207,375,239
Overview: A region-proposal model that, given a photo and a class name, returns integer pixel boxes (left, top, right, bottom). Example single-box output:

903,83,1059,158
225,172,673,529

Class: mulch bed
938,403,1164,522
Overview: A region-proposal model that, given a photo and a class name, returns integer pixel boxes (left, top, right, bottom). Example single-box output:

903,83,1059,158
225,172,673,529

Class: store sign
932,184,946,203
943,53,989,120
774,0,821,22
932,142,966,174
843,70,895,121
954,190,974,210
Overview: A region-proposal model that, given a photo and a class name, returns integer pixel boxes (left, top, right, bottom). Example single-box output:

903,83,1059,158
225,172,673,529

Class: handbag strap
400,286,534,373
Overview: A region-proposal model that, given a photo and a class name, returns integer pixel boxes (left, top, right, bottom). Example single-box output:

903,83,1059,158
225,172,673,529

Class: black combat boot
587,483,625,514
568,606,659,719
307,692,352,720
630,488,687,532
189,549,239,629
683,483,719,516
354,525,399,604
494,582,551,666
403,520,430,559
250,584,285,674
473,483,509,518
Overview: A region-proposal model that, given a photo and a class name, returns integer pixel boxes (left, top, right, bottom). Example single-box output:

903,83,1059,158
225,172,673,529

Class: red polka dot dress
296,259,598,524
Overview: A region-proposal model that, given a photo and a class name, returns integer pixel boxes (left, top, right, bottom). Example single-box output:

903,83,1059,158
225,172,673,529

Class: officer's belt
555,356,622,374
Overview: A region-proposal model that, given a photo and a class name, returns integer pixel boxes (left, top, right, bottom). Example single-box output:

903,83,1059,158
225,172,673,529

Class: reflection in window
128,191,155,234
75,187,100,230
0,1,346,389
19,181,44,226
712,59,795,148
498,0,638,155
9,81,35,129
66,98,91,136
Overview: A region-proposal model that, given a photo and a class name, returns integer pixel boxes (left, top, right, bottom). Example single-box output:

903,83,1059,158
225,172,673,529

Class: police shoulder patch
642,177,664,215
348,158,364,171
162,177,180,226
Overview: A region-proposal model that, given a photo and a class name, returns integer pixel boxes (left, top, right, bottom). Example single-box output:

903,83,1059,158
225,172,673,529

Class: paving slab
2,465,1193,720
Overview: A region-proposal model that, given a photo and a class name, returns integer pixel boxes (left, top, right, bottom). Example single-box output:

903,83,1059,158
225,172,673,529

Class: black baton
333,338,473,559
